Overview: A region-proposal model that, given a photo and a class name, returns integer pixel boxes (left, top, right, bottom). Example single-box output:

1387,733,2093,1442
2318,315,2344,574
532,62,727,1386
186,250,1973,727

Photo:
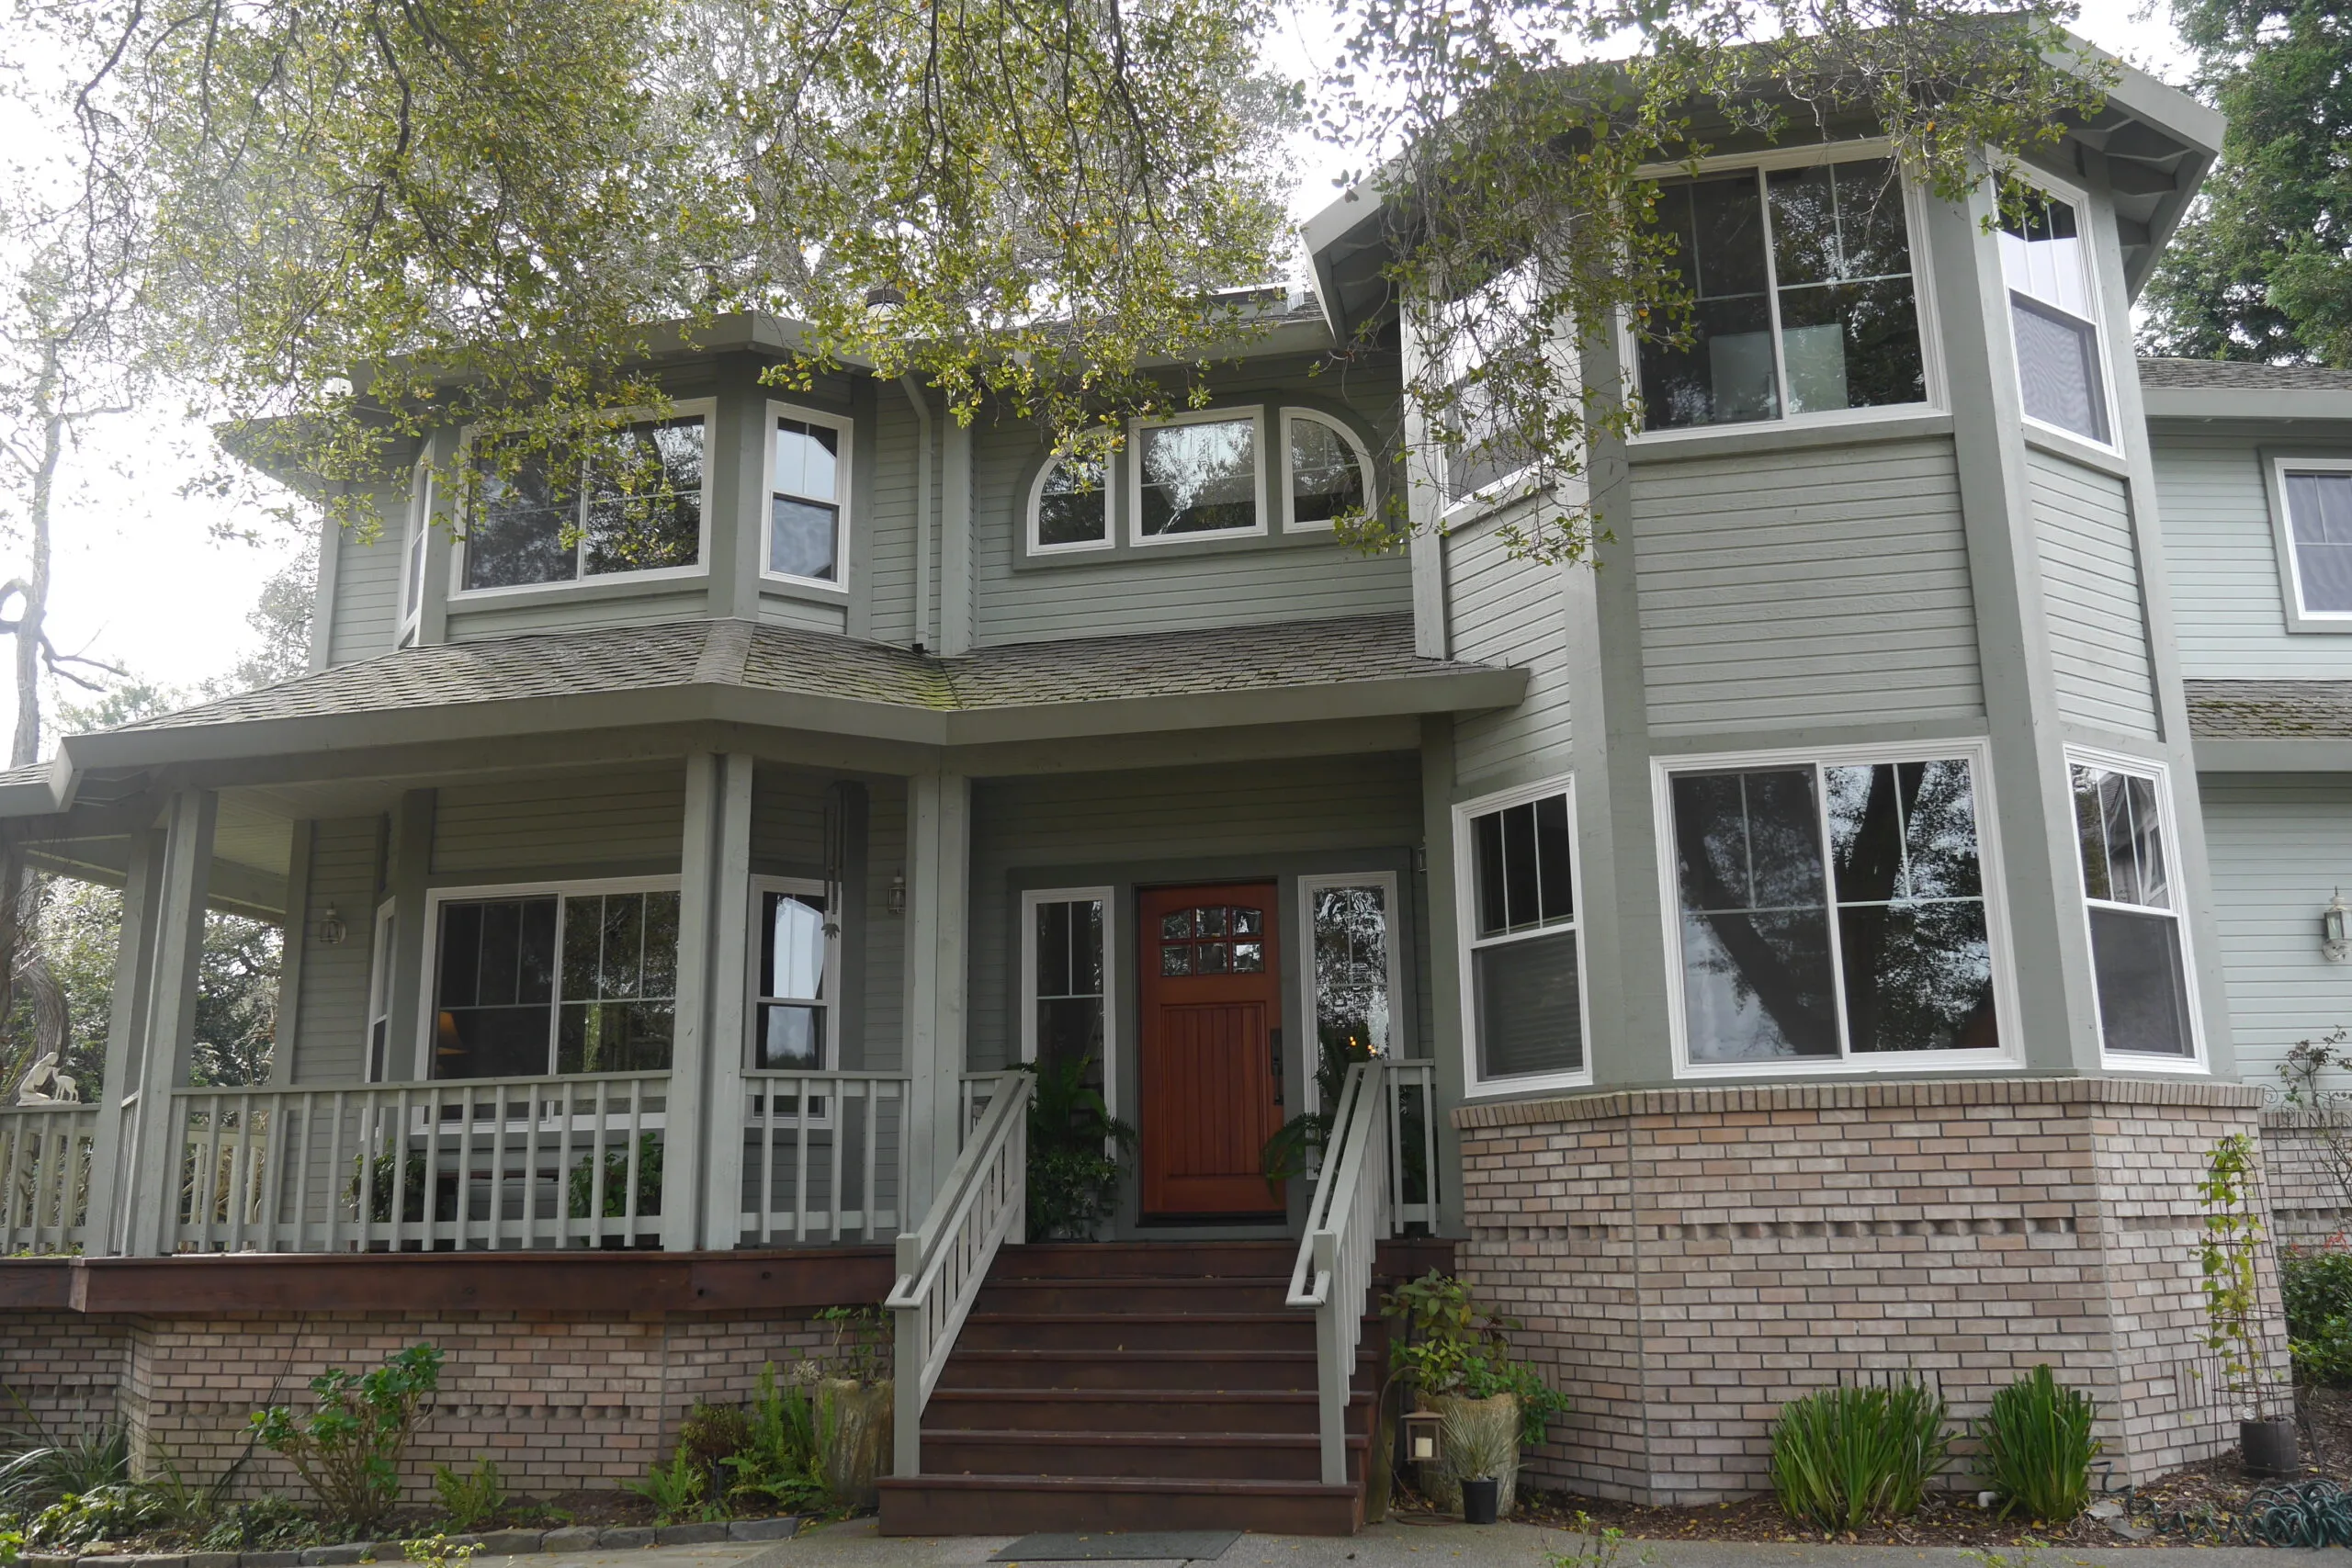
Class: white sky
6,0,2190,750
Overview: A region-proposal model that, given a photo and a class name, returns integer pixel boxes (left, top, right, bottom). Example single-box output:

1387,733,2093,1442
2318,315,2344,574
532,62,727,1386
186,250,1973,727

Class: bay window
767,407,852,586
462,412,707,591
1134,412,1263,541
2068,752,2199,1063
1997,182,2112,446
1454,779,1588,1090
428,883,680,1079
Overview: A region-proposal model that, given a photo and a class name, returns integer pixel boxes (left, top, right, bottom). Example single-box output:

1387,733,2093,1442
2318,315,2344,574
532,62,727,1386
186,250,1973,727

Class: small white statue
17,1053,76,1105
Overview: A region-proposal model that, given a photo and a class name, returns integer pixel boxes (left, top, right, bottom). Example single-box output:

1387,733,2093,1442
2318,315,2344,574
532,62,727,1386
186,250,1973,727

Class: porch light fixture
2325,890,2350,964
314,905,347,946
888,873,906,918
1404,1410,1444,1466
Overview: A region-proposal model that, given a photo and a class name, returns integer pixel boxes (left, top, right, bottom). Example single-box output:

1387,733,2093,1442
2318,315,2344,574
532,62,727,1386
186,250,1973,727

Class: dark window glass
1469,794,1575,939
432,892,676,1079
1672,768,1836,1061
1036,456,1109,547
1290,416,1367,525
1035,897,1106,1090
771,419,842,581
2288,471,2352,615
432,897,558,1078
755,890,829,1071
466,456,574,590
1473,929,1584,1078
583,417,703,575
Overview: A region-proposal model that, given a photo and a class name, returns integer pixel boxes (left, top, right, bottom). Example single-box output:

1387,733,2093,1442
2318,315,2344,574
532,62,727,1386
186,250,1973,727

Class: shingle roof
2186,680,2352,739
2140,358,2352,392
97,613,1486,737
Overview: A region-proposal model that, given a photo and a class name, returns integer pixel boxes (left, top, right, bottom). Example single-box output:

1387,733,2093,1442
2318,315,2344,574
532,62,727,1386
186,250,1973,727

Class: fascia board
0,755,74,818
938,667,1531,745
2086,43,2225,160
2145,389,2352,423
2195,739,2352,773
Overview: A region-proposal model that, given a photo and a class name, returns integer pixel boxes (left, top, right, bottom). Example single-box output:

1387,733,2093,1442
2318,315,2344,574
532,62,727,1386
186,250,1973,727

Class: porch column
119,789,216,1257
672,751,755,1251
85,828,162,1255
903,770,969,1214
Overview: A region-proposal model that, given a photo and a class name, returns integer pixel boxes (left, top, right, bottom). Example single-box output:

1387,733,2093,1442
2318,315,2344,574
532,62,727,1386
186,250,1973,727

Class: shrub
568,1135,662,1220
719,1365,831,1514
675,1404,752,1502
251,1342,442,1532
625,1445,713,1526
1022,1053,1135,1240
1974,1366,2099,1522
1769,1380,1952,1532
1385,1271,1571,1448
2284,1240,2352,1386
0,1420,129,1513
433,1458,505,1531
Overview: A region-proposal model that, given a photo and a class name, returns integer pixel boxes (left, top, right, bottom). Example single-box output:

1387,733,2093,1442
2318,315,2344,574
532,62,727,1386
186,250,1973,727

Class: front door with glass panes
1136,884,1284,1218
428,887,679,1078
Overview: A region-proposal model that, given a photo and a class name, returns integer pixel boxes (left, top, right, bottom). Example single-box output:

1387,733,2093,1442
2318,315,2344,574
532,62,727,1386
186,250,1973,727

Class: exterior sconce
1404,1410,1444,1467
2325,890,2350,964
888,873,907,918
314,904,347,946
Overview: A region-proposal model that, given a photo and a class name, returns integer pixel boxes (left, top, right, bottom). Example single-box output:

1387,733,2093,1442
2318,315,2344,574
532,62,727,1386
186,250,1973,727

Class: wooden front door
1137,883,1285,1219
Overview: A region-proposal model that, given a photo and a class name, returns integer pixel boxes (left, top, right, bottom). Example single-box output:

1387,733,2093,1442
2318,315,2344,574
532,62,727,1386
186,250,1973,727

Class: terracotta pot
1414,1392,1519,1519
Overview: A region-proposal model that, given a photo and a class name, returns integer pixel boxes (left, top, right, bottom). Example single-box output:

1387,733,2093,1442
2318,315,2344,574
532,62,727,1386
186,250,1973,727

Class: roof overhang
2145,388,2352,423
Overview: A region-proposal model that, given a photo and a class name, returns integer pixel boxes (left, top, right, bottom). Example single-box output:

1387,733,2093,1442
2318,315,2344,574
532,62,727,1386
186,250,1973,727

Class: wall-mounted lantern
2325,891,2350,964
888,873,907,918
314,904,347,946
1404,1410,1445,1467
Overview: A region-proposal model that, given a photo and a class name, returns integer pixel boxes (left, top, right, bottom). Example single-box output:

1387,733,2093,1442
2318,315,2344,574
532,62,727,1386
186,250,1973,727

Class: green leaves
1768,1379,1952,1533
248,1342,442,1533
2199,1132,2276,1415
1022,1051,1136,1240
1973,1365,2098,1523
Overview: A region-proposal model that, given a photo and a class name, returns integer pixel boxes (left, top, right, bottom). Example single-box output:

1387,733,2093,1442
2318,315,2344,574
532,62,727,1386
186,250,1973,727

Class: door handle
1270,1026,1283,1106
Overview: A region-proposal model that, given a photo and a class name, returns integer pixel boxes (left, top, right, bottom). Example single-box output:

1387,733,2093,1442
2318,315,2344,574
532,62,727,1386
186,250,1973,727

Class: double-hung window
1132,410,1264,542
1454,780,1588,1090
366,902,397,1081
1635,155,1928,432
2067,751,2200,1065
751,880,835,1071
2275,458,2352,622
1997,182,2112,446
767,406,853,587
1023,888,1114,1113
1660,746,2007,1071
462,412,708,592
428,883,680,1079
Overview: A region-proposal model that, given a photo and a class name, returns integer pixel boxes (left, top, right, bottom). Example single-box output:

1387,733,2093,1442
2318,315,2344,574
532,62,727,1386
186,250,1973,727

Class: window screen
2070,761,2195,1057
1462,789,1583,1082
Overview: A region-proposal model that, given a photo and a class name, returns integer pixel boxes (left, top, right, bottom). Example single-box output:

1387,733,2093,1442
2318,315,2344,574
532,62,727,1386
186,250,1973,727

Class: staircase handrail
885,1066,1033,1477
1285,1056,1390,1487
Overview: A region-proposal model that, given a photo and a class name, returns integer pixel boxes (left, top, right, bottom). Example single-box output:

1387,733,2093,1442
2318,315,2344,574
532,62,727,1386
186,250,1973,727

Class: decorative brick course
2257,1110,2351,1246
1452,1077,2278,1504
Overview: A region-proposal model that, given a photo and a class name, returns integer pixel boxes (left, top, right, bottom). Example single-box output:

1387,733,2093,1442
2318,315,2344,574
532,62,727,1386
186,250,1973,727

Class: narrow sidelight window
770,416,844,582
1636,158,1926,431
1665,751,2002,1068
752,886,832,1070
1456,782,1585,1088
1305,875,1397,1089
2280,462,2352,617
430,886,679,1078
1998,186,2111,445
1031,897,1106,1069
465,415,706,591
2069,757,2198,1059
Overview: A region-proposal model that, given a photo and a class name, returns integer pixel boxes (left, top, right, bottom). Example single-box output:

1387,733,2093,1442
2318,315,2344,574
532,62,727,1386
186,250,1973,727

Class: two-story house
0,37,2313,1535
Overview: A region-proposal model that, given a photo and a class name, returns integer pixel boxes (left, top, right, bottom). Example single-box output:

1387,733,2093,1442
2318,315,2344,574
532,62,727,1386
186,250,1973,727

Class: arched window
1030,452,1112,553
1281,410,1374,530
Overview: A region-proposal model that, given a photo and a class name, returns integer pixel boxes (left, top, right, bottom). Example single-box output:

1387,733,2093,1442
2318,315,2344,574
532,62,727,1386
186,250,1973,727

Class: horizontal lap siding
431,767,686,878
1634,439,1983,733
755,595,850,634
288,818,380,1083
1446,519,1571,785
751,770,827,872
2199,776,2352,1085
445,588,710,642
2153,430,2352,679
965,754,1424,1070
328,510,404,667
867,390,925,648
2029,449,2158,738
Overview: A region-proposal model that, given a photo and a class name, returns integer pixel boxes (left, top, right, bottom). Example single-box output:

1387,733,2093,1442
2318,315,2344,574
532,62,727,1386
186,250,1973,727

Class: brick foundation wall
0,1311,133,1436
1453,1077,2275,1505
2257,1111,2351,1247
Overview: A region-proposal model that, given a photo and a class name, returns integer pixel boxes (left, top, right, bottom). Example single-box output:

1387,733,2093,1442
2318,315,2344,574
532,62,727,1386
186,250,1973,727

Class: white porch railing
886,1066,1032,1476
738,1070,910,1245
1385,1059,1440,1231
171,1073,667,1252
0,1104,96,1254
1288,1058,1390,1487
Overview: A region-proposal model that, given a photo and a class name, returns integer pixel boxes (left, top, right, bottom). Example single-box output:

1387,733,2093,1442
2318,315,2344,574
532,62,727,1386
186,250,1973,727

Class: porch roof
0,613,1523,814
2187,679,2352,772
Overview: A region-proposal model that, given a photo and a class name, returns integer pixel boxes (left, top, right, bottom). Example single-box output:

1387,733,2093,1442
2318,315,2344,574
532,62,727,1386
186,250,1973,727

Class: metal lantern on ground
1404,1409,1444,1466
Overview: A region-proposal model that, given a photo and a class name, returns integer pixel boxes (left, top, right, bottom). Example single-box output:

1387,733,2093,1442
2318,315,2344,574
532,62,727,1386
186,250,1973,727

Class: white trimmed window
1634,153,1928,433
765,404,853,589
1029,454,1111,553
1022,888,1115,1114
1659,744,2011,1075
751,878,835,1071
366,901,397,1082
1997,179,2112,447
1454,779,1589,1092
459,407,711,592
424,880,680,1079
1300,873,1401,1109
1282,411,1374,531
2277,458,2352,620
1131,409,1265,543
2067,750,2202,1066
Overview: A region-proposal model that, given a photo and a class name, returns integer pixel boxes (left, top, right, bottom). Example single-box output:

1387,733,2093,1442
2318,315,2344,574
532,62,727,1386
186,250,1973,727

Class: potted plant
1384,1271,1568,1520
2201,1133,2297,1478
1023,1051,1136,1240
807,1305,892,1506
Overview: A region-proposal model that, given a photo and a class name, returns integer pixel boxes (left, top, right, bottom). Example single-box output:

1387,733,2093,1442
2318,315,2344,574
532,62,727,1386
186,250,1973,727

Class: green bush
433,1458,505,1531
719,1365,831,1514
0,1420,128,1514
2284,1241,2352,1385
1769,1380,1951,1532
1022,1053,1136,1241
1385,1271,1570,1449
1974,1365,2099,1522
251,1342,442,1533
623,1446,713,1527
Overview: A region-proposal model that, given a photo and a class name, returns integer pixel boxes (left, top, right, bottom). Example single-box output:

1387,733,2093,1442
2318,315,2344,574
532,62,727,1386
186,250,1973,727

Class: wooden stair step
956,1310,1317,1351
917,1427,1368,1483
876,1472,1365,1536
920,1385,1359,1434
937,1346,1373,1393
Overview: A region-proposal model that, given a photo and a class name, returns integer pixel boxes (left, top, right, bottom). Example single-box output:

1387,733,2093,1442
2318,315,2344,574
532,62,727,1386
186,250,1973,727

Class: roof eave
2144,387,2352,422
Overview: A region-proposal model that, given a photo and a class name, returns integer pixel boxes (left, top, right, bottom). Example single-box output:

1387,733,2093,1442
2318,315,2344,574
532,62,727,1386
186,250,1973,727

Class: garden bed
15,1513,806,1568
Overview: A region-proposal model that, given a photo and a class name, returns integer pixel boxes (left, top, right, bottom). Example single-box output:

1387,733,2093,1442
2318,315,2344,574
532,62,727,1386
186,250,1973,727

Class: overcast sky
7,0,2190,753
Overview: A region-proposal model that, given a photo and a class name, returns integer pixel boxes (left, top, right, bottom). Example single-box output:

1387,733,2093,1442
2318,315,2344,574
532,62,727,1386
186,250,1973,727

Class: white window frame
1297,871,1404,1117
761,400,855,594
1025,452,1114,557
1993,164,2120,457
1452,774,1595,1097
1019,886,1119,1134
2064,744,2210,1075
413,875,682,1081
1127,405,1268,547
1651,738,2023,1080
449,400,718,602
365,899,398,1083
397,464,429,647
1622,141,1946,448
2267,454,2352,629
744,874,841,1127
1279,409,1377,535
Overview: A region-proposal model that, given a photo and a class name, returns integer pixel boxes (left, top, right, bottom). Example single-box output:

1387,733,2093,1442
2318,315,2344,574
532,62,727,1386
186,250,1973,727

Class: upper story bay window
1133,409,1265,543
461,409,709,592
1030,407,1375,551
1997,181,2113,447
767,405,854,589
1030,454,1112,554
1635,155,1928,433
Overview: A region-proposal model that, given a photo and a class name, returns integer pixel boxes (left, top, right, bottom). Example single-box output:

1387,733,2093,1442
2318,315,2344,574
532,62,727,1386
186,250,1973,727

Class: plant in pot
1384,1270,1569,1521
1023,1051,1136,1240
805,1306,893,1506
2201,1133,2296,1479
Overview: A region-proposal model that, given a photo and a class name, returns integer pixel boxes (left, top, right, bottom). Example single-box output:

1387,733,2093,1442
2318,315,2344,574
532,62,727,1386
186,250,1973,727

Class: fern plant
718,1364,831,1513
624,1446,715,1525
1022,1052,1134,1240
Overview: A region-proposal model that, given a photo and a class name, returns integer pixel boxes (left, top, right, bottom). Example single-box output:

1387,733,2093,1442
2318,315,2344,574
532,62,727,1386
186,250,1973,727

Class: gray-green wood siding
430,766,687,878
2154,423,2352,678
862,779,907,1072
1632,437,1983,734
287,817,380,1082
1444,513,1573,788
865,389,931,649
2028,447,2159,738
327,516,406,666
965,753,1426,1072
444,587,712,642
2199,774,2352,1086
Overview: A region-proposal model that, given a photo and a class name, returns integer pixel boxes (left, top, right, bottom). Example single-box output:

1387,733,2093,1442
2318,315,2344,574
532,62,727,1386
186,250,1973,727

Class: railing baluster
625,1076,645,1241
792,1074,810,1245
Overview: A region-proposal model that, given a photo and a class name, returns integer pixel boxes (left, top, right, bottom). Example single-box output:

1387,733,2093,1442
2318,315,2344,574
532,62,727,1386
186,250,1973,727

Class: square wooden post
902,770,969,1218
119,789,216,1257
672,751,755,1252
